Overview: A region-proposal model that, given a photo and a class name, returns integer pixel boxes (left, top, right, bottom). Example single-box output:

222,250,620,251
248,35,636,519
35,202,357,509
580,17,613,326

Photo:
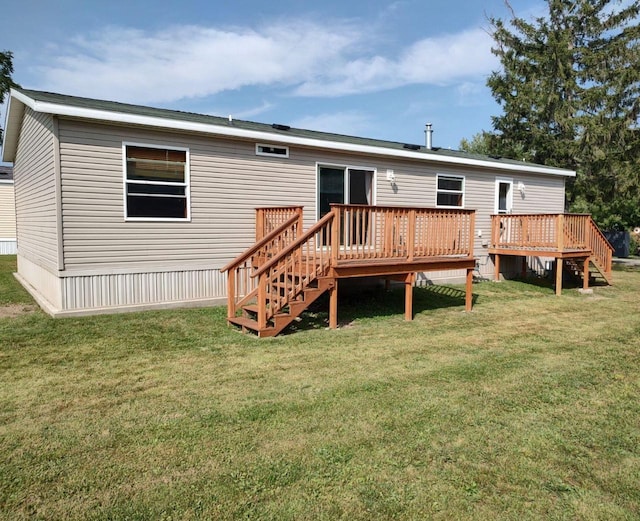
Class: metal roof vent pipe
425,123,433,150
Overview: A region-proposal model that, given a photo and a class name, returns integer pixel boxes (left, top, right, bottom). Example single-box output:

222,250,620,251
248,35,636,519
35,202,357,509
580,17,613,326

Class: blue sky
1,0,546,153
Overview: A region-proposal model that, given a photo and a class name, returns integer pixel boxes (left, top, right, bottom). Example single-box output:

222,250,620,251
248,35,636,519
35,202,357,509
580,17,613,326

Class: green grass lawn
1,255,639,520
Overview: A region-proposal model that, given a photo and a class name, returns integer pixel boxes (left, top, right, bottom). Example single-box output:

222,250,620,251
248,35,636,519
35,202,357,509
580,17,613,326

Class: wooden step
564,259,612,285
228,316,276,337
242,304,260,315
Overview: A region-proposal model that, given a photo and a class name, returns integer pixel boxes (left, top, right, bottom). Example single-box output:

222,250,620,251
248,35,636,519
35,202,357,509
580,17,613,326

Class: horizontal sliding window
124,144,190,220
436,174,464,208
256,143,289,158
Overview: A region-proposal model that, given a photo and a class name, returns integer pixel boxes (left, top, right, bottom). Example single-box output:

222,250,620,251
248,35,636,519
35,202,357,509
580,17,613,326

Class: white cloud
455,81,487,107
37,22,358,103
294,28,497,96
34,20,497,104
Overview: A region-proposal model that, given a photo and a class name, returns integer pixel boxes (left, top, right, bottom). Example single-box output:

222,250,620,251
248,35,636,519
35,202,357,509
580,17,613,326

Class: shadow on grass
283,283,477,334
509,270,611,293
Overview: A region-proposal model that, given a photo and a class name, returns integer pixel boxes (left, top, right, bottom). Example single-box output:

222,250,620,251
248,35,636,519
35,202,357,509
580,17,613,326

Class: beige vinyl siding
511,175,565,213
58,117,568,282
0,183,16,238
58,120,319,270
13,109,59,270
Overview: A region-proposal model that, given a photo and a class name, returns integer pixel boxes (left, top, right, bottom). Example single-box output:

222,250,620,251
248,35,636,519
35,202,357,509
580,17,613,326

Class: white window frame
435,174,465,208
315,162,377,220
494,177,514,214
256,143,289,158
123,142,191,222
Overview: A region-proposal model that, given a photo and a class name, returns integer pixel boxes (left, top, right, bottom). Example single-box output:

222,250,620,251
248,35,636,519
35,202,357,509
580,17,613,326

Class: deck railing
225,205,477,324
491,213,613,273
331,205,475,261
255,206,303,242
247,205,475,325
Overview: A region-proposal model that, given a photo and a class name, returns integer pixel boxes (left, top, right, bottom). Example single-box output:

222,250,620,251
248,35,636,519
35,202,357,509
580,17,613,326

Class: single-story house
2,88,577,317
0,165,17,254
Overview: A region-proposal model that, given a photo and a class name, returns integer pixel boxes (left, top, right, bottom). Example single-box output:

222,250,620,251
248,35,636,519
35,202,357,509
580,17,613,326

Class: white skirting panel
61,268,228,311
0,240,17,255
17,254,63,310
414,253,493,285
416,269,468,286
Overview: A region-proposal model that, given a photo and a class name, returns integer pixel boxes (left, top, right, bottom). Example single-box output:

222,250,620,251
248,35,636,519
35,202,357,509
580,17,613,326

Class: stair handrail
221,213,302,274
252,210,335,279
251,211,335,329
223,213,302,320
587,217,614,275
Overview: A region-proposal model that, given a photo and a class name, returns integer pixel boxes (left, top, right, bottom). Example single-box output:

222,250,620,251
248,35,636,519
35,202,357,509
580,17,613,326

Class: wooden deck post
407,209,416,261
555,259,563,296
227,268,236,319
583,256,590,290
296,206,304,237
255,208,265,242
465,268,473,311
331,207,340,264
557,214,565,252
404,273,414,321
468,212,476,257
257,272,267,329
494,254,501,282
329,279,338,329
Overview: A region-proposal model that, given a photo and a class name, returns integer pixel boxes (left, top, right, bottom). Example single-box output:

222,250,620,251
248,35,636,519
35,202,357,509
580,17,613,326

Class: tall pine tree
1,50,19,145
486,0,640,228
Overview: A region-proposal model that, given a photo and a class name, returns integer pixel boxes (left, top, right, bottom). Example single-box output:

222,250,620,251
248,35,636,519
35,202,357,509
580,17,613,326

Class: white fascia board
2,91,27,162
0,179,14,184
16,89,576,178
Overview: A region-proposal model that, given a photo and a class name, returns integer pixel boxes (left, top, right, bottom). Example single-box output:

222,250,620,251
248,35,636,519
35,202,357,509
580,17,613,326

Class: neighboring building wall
0,182,17,254
48,117,567,314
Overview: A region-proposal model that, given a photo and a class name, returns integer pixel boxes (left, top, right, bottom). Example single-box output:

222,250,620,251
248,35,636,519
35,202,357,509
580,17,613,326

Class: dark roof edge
5,88,576,177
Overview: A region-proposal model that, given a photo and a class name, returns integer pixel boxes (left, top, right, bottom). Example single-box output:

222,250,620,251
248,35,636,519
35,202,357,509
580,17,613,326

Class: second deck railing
491,213,613,273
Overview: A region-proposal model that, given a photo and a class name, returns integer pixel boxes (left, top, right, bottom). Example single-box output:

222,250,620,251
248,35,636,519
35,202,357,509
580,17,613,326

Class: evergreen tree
459,131,493,156
485,0,640,228
1,50,19,145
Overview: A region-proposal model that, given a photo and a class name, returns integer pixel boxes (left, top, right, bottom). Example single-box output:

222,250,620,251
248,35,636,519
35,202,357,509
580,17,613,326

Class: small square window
436,174,464,208
124,145,190,220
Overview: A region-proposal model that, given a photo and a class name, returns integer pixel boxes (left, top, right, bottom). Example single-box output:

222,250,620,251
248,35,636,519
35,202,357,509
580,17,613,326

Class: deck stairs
230,274,333,337
564,257,612,286
222,211,336,337
563,216,613,286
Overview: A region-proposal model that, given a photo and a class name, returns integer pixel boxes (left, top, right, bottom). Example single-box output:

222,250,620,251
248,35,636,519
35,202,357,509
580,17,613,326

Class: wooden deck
489,213,614,294
223,205,476,336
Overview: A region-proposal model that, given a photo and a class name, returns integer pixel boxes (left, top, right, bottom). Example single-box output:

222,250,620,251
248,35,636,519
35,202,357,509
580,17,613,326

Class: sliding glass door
318,166,374,219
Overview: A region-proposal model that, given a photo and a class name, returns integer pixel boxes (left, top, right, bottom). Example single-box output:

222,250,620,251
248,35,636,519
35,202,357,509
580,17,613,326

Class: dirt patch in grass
0,303,37,318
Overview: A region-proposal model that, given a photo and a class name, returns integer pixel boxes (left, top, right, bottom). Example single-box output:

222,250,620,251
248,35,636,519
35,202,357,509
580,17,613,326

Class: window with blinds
124,144,190,220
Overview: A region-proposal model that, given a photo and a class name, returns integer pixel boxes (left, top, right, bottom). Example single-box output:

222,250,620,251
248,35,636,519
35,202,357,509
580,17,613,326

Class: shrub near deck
1,254,639,520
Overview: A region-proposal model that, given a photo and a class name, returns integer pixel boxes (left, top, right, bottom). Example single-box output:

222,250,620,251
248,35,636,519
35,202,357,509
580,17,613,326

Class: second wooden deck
490,213,613,294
